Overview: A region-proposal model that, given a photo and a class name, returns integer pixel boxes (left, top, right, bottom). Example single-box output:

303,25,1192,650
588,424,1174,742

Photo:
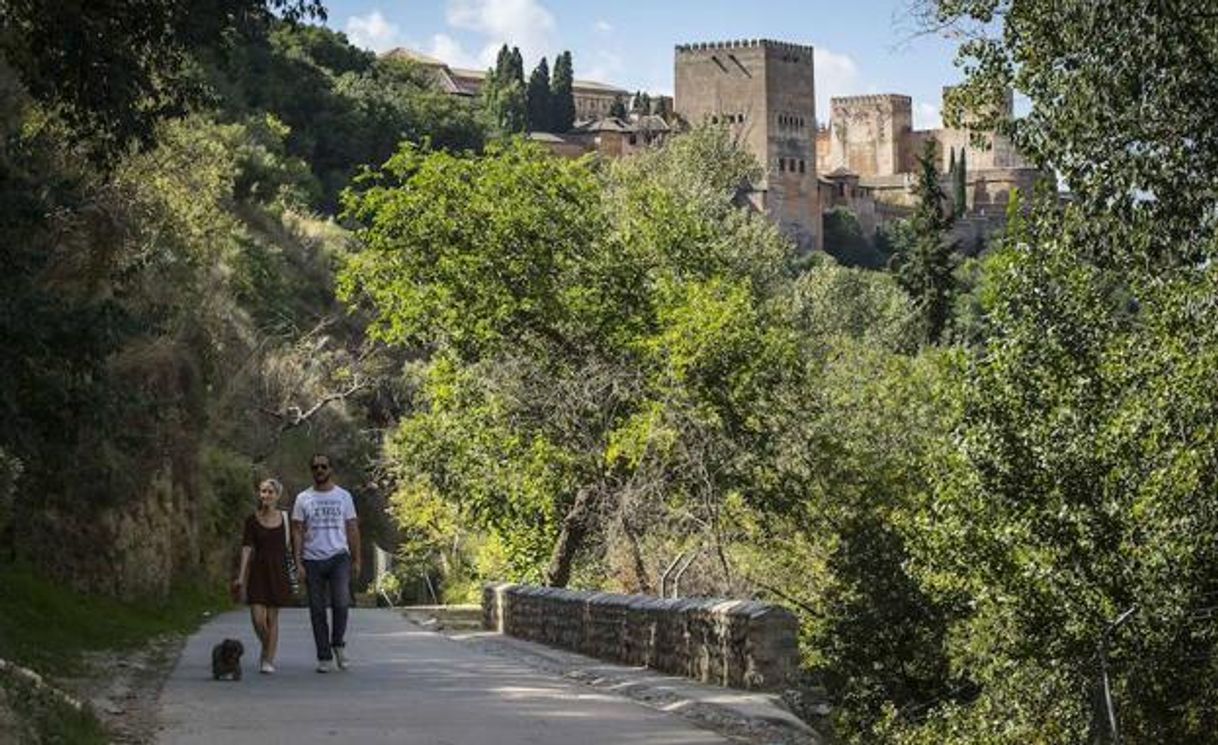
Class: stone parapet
482,583,799,690
675,39,815,54
830,93,913,106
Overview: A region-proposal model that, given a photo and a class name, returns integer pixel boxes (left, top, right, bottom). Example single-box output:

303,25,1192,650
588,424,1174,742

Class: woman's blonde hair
260,478,284,498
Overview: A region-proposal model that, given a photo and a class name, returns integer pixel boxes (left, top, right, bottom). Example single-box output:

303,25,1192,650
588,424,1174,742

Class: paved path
157,608,731,744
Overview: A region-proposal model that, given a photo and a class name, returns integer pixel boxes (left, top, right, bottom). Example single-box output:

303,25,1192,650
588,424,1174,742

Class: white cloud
914,101,942,129
446,0,556,64
584,49,624,84
428,33,481,69
813,47,860,127
595,19,613,34
476,42,505,70
346,10,400,53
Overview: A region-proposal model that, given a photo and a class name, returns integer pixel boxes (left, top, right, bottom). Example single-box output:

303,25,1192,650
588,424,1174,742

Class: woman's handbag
281,510,301,595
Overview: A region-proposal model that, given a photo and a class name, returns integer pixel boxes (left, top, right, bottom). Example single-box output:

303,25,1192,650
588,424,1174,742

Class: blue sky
320,0,970,129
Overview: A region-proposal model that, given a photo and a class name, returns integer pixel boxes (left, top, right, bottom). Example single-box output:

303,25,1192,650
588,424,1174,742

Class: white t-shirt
292,486,357,560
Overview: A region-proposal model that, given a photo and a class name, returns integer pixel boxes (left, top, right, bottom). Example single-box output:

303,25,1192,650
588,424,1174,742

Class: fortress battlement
675,39,815,54
830,94,913,106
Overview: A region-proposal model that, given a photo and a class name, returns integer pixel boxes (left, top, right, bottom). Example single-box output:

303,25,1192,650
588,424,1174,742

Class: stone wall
17,459,217,601
483,583,799,691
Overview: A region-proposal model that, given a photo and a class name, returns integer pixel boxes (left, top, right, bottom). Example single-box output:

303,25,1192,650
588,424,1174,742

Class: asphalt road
156,608,731,744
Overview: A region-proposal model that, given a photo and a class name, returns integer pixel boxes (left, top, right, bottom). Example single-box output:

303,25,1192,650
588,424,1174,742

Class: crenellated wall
483,583,799,691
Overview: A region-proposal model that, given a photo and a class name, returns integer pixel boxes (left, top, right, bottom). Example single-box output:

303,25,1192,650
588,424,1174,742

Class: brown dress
242,513,294,606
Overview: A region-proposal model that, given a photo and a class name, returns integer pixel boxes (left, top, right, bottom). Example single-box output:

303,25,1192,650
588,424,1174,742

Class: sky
320,0,970,129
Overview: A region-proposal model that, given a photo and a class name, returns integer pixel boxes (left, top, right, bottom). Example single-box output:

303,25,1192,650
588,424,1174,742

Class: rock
110,682,133,700
0,686,32,744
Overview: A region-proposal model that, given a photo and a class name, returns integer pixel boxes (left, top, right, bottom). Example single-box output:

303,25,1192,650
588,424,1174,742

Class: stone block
481,583,799,690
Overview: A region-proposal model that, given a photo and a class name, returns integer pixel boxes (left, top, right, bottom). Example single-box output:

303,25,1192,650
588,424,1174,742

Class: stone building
816,88,1043,247
673,39,821,251
525,114,672,159
385,48,630,123
388,41,1042,253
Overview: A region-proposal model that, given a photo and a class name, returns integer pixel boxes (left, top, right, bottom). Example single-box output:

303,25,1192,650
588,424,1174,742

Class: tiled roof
634,115,671,132
581,117,633,133
525,132,570,143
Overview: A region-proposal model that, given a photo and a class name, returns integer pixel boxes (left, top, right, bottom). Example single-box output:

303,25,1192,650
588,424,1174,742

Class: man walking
292,453,361,673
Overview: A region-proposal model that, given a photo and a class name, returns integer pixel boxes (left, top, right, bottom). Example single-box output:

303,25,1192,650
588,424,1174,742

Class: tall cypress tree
631,91,652,115
550,50,576,132
892,138,959,344
508,47,525,86
497,82,527,134
493,44,511,83
526,57,552,132
954,145,964,215
608,95,627,119
484,43,526,134
955,147,968,217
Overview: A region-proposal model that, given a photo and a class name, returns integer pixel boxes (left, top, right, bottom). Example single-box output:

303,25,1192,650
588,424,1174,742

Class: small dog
211,638,244,681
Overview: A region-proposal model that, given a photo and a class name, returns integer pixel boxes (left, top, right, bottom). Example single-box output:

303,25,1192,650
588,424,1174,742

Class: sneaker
260,661,275,674
316,659,332,674
333,647,347,670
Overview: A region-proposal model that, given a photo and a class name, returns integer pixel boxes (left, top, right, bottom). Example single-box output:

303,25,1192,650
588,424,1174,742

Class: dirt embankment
72,633,187,743
1,633,185,744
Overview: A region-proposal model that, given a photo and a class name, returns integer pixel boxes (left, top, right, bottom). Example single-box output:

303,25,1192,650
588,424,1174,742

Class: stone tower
827,94,913,177
674,39,820,251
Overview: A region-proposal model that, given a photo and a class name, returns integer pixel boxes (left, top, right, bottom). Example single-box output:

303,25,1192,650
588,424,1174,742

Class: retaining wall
482,583,799,690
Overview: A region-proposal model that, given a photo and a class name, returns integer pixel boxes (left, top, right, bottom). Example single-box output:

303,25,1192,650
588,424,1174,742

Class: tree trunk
622,516,651,594
543,486,595,588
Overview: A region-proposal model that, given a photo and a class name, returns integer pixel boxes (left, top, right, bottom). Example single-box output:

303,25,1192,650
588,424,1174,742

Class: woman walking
232,478,296,673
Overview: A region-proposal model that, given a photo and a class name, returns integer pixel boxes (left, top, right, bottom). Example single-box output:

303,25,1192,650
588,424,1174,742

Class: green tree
508,47,525,87
482,45,527,134
608,95,627,119
0,0,325,160
525,57,553,132
953,147,966,217
823,208,891,269
879,2,1218,742
493,44,512,82
889,139,958,345
550,51,576,132
204,21,485,211
631,91,652,115
339,128,796,589
933,0,1216,264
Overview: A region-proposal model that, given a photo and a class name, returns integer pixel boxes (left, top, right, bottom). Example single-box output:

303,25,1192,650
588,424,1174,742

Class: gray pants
303,552,351,661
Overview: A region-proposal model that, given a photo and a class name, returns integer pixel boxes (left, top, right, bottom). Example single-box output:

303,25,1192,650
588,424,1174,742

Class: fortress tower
828,94,913,177
674,39,820,251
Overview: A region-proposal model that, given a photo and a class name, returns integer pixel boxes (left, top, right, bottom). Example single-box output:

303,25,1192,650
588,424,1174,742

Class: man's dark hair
309,453,332,467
